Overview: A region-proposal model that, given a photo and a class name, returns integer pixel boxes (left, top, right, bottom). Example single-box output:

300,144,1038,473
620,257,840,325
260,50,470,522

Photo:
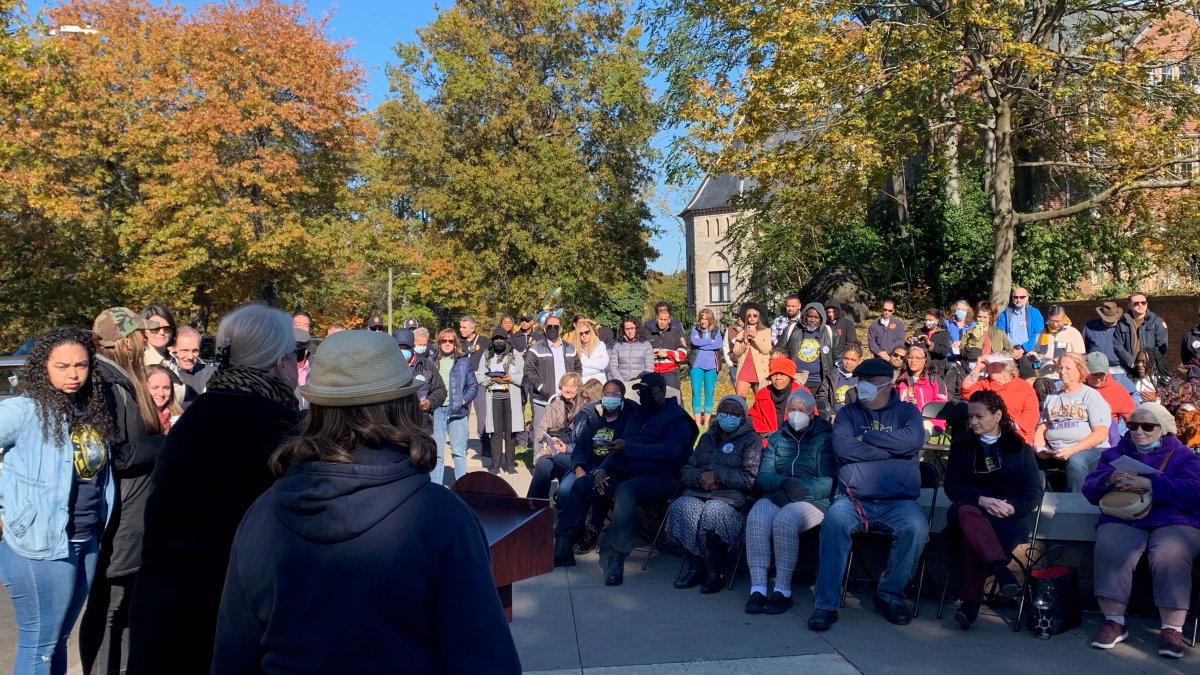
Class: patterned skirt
665,495,748,557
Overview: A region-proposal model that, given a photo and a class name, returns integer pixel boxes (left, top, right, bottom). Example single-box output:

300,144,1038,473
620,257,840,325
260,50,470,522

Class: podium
454,472,553,622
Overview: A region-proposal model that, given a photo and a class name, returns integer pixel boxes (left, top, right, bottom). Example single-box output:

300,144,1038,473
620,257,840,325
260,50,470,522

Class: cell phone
543,432,557,448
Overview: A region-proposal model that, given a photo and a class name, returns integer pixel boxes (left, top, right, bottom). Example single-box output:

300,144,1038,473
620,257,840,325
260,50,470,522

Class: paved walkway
510,546,1194,674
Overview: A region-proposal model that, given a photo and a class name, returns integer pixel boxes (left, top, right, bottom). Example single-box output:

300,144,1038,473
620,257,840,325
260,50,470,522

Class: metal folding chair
840,461,941,615
936,472,1048,631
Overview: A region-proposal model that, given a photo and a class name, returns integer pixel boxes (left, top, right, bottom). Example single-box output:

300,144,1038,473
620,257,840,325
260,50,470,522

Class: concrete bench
919,489,1101,541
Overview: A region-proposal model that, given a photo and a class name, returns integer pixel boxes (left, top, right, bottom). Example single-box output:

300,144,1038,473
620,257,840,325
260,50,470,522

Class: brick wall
1037,295,1200,368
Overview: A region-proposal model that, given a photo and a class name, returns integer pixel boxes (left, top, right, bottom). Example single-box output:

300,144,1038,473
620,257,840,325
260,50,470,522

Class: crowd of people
1,289,1199,672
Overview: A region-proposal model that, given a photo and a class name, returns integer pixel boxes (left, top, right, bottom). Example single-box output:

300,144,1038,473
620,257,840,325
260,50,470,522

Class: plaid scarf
206,366,298,412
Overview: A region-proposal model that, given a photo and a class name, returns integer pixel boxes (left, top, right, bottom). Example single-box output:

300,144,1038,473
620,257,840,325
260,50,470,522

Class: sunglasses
1127,422,1160,432
1013,295,1027,300
147,326,173,334
439,339,457,344
578,330,591,336
882,308,895,313
1131,300,1147,306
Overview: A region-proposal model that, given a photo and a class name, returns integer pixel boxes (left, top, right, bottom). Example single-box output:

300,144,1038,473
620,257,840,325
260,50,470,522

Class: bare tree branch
1016,177,1200,224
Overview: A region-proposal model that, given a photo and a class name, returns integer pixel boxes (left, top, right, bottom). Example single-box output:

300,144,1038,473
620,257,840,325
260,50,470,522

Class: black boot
701,532,727,594
674,553,706,589
554,536,576,567
574,524,600,554
479,432,492,459
605,552,626,586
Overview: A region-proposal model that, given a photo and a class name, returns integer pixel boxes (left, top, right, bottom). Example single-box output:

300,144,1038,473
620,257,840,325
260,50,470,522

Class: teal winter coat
756,416,836,510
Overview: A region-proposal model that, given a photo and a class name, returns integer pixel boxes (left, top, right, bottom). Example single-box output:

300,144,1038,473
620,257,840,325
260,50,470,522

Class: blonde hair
571,318,599,357
581,379,603,404
1057,352,1089,385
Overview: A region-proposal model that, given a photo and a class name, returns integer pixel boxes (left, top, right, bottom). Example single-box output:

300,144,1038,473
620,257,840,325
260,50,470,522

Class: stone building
679,172,752,319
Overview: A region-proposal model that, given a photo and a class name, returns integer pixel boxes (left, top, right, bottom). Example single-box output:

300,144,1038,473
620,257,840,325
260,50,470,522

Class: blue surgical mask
400,349,413,361
955,310,967,321
1134,439,1161,453
414,345,428,355
716,412,741,432
787,411,810,432
855,380,880,403
601,395,623,412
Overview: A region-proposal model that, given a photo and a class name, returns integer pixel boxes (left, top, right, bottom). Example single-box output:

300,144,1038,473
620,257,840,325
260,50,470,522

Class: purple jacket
1082,434,1200,530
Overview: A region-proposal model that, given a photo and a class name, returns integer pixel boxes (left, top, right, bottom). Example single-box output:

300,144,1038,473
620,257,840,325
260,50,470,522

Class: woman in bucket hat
211,329,519,674
1082,402,1200,659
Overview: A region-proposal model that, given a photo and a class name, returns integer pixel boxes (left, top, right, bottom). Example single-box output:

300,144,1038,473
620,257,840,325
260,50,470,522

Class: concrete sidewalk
509,546,1194,674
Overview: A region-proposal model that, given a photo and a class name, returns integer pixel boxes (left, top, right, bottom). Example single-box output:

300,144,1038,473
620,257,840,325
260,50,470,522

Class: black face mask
642,387,667,410
544,325,561,341
491,341,508,354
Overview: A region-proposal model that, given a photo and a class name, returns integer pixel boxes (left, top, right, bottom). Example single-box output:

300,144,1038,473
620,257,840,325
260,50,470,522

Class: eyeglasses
881,308,895,314
1131,300,1148,306
1127,422,1160,432
147,326,172,334
439,339,457,344
1013,295,1027,300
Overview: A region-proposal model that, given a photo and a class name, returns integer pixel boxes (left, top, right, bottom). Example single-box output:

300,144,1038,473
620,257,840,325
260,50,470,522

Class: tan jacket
732,323,773,387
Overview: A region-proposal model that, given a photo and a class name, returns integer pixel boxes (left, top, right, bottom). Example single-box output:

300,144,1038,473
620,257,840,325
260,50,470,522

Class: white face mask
787,410,811,432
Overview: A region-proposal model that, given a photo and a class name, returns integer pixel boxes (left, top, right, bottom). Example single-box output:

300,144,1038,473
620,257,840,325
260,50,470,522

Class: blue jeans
690,368,718,415
431,406,469,484
555,472,676,557
813,497,928,610
528,454,573,500
0,537,99,675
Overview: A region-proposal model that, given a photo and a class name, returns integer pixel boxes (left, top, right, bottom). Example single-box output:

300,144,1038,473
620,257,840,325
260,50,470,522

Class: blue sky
32,0,690,273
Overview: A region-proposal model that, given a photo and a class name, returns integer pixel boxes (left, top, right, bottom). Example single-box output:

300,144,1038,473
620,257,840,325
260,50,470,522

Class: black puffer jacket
680,417,763,511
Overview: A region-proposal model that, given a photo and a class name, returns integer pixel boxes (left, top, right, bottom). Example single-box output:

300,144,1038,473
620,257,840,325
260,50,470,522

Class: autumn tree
649,1,1200,305
0,0,371,342
370,0,659,322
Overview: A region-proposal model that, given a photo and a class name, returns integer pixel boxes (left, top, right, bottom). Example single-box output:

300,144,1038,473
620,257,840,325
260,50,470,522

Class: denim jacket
0,396,114,560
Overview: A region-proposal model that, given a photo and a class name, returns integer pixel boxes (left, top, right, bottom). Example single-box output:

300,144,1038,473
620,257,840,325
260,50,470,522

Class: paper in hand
1110,454,1163,475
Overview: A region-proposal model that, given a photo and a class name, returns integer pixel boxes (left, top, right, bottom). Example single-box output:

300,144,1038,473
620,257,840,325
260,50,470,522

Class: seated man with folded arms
808,358,927,632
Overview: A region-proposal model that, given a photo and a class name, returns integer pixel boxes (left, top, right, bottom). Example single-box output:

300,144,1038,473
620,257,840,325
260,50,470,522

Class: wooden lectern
453,472,553,622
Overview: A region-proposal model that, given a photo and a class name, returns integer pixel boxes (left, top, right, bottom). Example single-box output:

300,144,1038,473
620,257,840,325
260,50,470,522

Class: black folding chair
936,472,1049,631
1189,555,1199,647
840,461,941,616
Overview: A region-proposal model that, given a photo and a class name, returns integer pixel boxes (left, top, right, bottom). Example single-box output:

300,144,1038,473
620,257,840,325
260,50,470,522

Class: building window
709,271,730,304
1150,64,1181,85
1172,136,1200,179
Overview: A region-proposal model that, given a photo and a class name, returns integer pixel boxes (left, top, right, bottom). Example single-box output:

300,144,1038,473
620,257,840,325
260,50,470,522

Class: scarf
770,385,791,424
1131,314,1145,357
206,366,299,412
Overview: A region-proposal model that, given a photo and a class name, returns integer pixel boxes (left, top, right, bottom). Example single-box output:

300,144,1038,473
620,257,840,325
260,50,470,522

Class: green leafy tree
649,1,1200,305
369,0,659,320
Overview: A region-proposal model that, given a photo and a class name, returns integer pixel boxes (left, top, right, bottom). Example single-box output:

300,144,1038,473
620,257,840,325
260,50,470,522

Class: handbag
1098,449,1173,521
1026,565,1081,638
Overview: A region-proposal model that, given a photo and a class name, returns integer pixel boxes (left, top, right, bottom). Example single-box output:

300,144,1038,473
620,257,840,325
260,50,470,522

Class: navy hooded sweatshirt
831,391,924,501
211,447,520,674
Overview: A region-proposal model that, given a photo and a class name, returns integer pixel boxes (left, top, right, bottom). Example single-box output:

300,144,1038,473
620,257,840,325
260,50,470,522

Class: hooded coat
211,448,520,674
784,302,835,389
824,300,859,358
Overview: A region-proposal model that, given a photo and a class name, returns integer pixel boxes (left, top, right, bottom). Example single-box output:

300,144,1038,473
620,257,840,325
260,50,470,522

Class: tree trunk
988,103,1015,306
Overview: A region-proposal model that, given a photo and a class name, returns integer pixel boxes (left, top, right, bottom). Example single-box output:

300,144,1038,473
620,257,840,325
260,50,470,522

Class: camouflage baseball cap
93,307,157,347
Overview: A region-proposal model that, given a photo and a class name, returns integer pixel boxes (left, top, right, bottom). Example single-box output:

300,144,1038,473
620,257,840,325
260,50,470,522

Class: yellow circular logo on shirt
796,338,820,363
